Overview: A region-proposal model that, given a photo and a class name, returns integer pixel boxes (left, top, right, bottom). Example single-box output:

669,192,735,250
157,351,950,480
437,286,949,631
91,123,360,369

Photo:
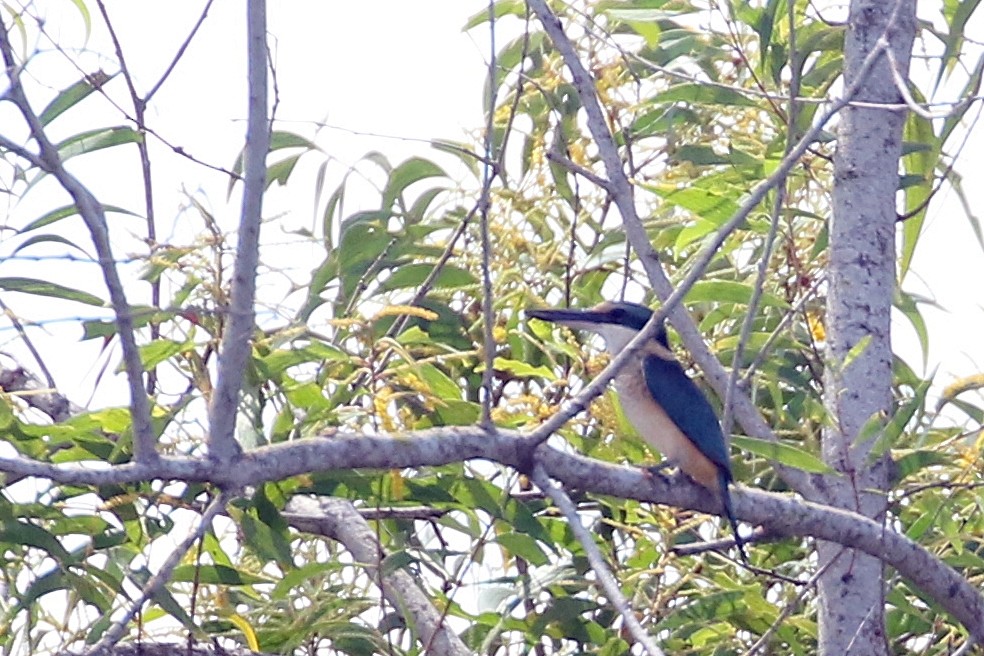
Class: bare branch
0,16,157,462
0,366,79,423
743,550,842,656
145,0,217,104
206,0,271,465
478,0,501,427
85,492,229,656
285,497,471,656
545,149,615,192
0,426,981,641
530,464,666,656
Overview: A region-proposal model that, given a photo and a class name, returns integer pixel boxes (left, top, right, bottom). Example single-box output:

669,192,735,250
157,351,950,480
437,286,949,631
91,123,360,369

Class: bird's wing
641,351,732,478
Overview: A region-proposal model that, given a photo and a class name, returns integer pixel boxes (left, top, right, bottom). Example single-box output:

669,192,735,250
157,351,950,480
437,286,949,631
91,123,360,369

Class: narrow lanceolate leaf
170,564,269,586
731,436,833,473
898,110,936,280
657,83,760,107
0,277,104,306
487,357,556,379
56,126,143,160
16,204,140,237
687,280,789,308
38,71,115,126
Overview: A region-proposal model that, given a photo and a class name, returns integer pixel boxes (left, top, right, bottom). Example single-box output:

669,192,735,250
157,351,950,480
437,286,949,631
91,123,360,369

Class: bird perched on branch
527,301,746,562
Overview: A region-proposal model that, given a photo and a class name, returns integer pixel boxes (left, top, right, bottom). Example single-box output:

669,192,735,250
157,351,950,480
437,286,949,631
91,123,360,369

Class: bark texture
817,0,916,654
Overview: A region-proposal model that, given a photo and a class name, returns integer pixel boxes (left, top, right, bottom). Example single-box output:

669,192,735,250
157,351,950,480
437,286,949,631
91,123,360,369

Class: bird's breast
614,366,721,490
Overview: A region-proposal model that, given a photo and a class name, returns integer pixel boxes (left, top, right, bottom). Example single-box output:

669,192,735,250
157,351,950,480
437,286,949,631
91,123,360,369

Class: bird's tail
720,471,748,564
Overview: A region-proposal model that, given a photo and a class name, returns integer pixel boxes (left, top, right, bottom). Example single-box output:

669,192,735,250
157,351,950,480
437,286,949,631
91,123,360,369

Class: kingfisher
527,301,746,561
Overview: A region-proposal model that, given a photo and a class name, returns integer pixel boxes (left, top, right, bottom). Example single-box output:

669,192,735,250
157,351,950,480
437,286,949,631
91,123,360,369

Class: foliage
0,0,983,655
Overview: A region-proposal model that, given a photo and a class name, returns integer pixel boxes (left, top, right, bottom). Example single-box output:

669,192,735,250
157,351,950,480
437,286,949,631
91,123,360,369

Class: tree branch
530,464,666,656
285,497,471,656
85,492,229,656
206,0,270,465
0,427,981,641
0,16,157,463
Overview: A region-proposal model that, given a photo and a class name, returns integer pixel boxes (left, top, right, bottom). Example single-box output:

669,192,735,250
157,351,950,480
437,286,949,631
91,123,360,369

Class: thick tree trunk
817,0,916,654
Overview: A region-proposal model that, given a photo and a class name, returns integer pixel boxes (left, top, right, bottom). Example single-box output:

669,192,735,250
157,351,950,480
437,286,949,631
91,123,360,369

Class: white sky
1,1,981,418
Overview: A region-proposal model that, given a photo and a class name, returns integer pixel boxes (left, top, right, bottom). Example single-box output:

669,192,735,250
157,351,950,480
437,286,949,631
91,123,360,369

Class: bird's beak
526,307,608,332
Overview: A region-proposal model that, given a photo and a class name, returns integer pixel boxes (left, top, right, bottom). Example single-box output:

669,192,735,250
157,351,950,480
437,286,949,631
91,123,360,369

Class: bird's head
527,301,668,354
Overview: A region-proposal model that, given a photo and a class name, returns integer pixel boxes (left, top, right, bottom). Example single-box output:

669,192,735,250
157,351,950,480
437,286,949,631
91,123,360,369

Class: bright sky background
2,0,982,419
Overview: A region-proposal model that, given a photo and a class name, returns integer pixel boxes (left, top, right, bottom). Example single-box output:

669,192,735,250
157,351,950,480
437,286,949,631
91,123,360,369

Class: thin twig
286,497,471,656
885,45,953,120
546,150,615,191
530,463,666,656
478,0,499,427
145,0,216,104
85,491,229,656
742,548,843,656
722,0,801,437
0,298,56,390
24,6,241,181
0,17,157,462
94,0,162,395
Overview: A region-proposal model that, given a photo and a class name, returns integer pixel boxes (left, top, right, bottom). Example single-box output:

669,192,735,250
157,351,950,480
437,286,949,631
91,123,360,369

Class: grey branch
531,464,667,656
1,427,982,641
84,492,229,656
0,17,156,463
285,497,471,656
206,0,271,465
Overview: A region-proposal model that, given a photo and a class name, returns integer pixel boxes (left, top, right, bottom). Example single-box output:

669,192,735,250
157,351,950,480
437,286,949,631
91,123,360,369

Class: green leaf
463,0,527,29
625,20,661,47
894,288,930,368
898,111,936,280
497,532,549,566
130,566,199,631
841,335,872,372
869,378,931,458
81,306,169,339
56,126,143,160
935,0,983,91
39,71,115,126
239,512,293,570
171,564,269,586
259,342,349,375
686,280,789,308
487,357,556,379
382,157,447,213
137,339,189,370
11,234,89,257
417,363,461,401
0,520,72,562
893,449,951,483
269,130,320,151
434,400,481,425
272,561,340,599
380,263,477,292
657,83,759,107
646,183,739,231
731,436,832,473
380,550,416,577
0,277,104,306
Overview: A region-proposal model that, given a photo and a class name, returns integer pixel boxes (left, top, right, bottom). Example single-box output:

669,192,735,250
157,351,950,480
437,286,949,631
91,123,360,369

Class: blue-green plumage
641,352,731,479
528,301,746,562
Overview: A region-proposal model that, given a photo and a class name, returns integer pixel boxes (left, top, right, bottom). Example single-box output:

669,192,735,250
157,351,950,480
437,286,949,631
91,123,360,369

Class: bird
527,300,747,562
